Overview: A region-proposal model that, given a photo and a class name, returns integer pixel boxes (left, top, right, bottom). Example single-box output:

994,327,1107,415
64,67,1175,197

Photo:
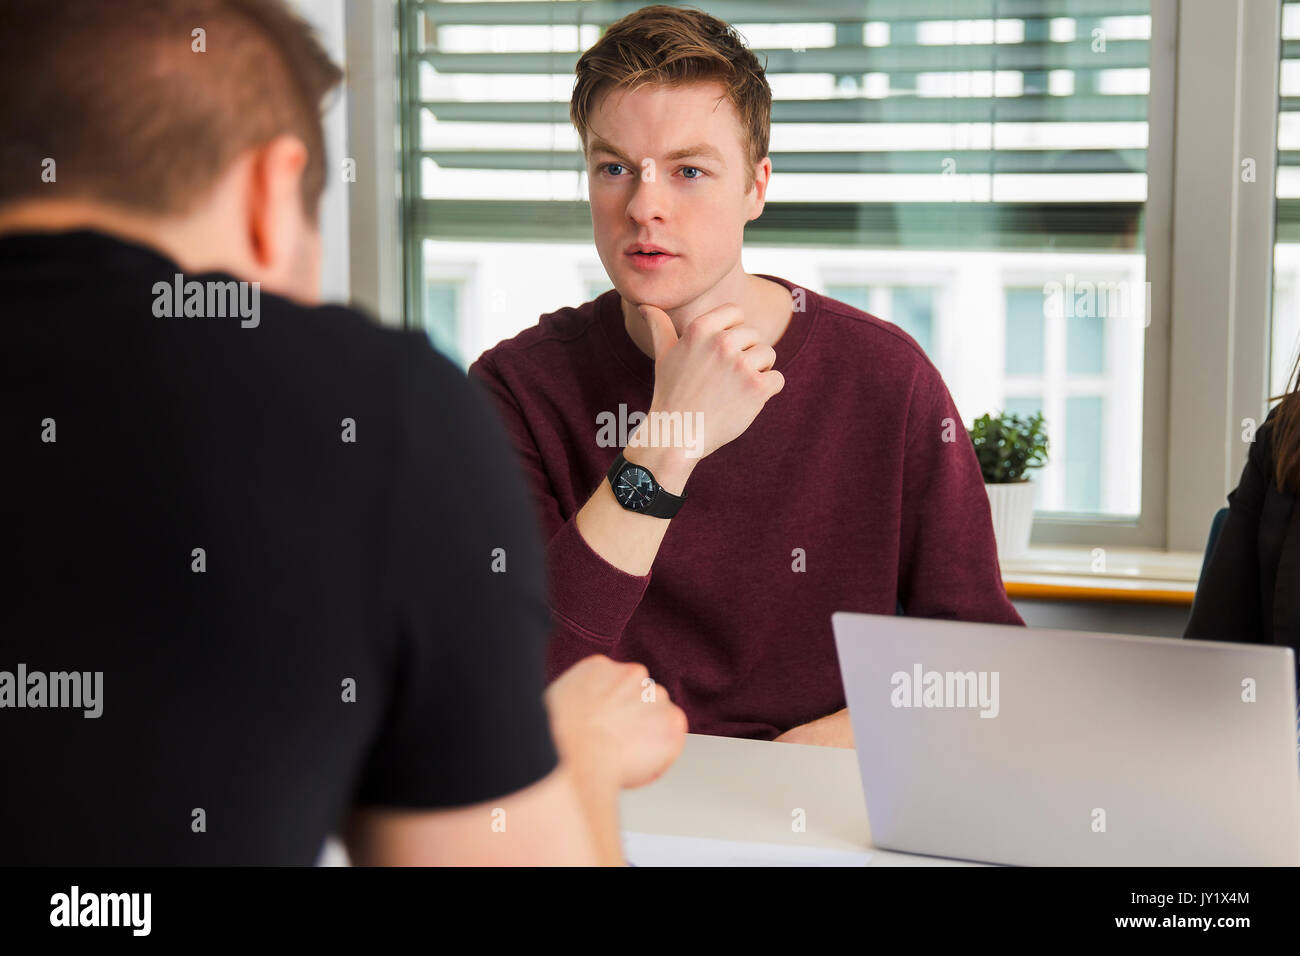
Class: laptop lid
832,612,1300,866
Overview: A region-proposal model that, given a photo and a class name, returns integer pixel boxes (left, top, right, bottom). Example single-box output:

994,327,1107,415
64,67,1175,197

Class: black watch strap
606,451,687,519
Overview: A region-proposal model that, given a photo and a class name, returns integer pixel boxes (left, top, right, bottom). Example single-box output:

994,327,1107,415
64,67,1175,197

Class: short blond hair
570,5,772,189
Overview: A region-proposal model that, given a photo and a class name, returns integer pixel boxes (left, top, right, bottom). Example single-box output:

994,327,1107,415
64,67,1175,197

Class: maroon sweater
469,276,1024,739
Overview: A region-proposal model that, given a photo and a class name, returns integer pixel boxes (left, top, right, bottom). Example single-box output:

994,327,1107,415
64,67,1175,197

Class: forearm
773,708,855,748
560,757,626,866
574,438,696,576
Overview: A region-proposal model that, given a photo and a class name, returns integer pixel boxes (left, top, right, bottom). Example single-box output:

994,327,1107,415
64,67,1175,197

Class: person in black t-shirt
0,0,685,866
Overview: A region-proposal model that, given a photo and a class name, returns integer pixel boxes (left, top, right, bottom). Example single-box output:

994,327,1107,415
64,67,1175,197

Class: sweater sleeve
898,366,1025,626
468,353,651,678
1184,418,1270,643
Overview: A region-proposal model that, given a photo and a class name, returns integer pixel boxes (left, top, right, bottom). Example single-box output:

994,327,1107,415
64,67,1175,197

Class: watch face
614,465,657,511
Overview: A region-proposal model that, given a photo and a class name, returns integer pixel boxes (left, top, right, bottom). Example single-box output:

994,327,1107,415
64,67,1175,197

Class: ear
747,156,773,222
245,134,310,271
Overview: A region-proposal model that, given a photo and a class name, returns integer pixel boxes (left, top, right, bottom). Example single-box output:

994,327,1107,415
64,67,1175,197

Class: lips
624,242,678,272
626,249,677,271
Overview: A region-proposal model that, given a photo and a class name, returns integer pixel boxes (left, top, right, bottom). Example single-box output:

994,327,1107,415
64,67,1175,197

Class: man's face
584,81,766,311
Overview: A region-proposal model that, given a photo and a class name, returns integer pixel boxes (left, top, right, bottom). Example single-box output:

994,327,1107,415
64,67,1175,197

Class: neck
0,198,256,286
620,265,793,359
0,201,188,267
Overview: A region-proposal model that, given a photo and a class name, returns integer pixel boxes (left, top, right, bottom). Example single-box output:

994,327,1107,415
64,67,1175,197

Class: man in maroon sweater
469,6,1024,747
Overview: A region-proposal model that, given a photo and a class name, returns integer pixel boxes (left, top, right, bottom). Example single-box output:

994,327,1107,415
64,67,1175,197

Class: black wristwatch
606,451,687,518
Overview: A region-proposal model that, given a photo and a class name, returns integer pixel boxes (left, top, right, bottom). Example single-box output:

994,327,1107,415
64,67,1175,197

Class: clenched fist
545,655,688,790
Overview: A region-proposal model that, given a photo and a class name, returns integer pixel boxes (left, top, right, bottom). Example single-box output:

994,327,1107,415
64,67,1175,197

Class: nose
625,165,668,226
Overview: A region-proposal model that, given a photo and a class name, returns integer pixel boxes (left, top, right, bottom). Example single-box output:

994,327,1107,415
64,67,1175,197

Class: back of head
0,2,367,866
0,0,341,222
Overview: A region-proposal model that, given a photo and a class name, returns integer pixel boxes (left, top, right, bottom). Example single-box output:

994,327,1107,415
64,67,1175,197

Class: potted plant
968,411,1049,559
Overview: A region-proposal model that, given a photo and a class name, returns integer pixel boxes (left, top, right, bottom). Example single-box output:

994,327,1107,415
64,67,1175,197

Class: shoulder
1252,403,1284,479
250,291,415,366
470,295,606,380
228,286,471,397
806,286,947,398
180,273,404,359
191,284,478,449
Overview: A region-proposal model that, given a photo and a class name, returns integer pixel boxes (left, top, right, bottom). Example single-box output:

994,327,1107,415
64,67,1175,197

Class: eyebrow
586,138,632,163
664,143,726,165
587,138,726,166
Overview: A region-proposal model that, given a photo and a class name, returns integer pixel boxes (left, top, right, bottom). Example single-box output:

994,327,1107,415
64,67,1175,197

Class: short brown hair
570,5,772,190
0,0,343,222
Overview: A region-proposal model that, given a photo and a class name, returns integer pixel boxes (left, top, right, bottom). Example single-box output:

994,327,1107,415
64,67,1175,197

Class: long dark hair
1272,352,1300,492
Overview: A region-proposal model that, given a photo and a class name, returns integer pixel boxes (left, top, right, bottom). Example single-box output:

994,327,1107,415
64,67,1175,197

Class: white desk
619,733,982,866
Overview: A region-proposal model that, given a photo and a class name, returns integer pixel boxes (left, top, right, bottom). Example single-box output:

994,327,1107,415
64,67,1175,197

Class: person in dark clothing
0,0,684,866
1185,394,1300,684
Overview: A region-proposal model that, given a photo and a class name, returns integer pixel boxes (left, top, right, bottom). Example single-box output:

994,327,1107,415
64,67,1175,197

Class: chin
619,267,684,291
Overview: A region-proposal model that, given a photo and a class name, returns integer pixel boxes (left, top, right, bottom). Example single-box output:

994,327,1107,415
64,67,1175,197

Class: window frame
346,0,1284,553
1160,0,1280,552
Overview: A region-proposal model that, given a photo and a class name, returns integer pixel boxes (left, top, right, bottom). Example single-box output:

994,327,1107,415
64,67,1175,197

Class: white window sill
1000,547,1204,605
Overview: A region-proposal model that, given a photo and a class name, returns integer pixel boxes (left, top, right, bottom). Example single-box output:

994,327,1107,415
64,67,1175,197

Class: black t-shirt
0,230,559,864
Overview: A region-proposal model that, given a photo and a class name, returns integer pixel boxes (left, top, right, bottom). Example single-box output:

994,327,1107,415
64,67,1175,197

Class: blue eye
603,163,627,176
681,166,704,179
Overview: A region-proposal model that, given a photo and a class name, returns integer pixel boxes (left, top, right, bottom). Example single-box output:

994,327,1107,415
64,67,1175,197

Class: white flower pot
984,480,1038,559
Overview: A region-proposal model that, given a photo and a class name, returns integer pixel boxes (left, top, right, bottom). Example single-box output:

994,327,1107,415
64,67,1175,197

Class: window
397,0,1155,533
585,280,613,300
1005,288,1046,376
1000,271,1140,515
418,278,461,361
891,288,937,358
1275,2,1300,400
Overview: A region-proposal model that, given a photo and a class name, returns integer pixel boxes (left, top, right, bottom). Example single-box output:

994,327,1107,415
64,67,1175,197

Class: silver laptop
832,612,1300,866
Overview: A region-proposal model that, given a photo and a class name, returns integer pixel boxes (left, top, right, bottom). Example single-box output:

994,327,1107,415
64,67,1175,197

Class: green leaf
967,410,1050,484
